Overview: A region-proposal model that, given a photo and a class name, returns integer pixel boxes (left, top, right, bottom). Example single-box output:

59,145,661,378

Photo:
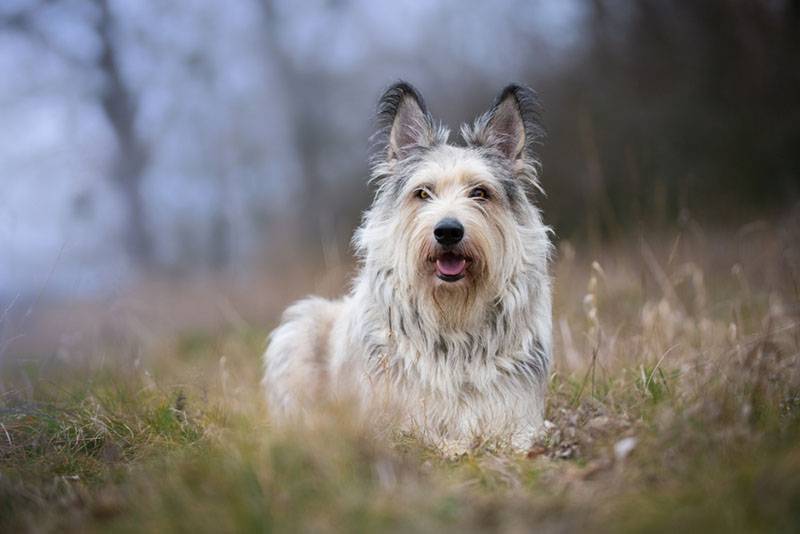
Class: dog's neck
360,267,541,365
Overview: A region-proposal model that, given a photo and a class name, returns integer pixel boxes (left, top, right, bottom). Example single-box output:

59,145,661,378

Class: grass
1,219,799,532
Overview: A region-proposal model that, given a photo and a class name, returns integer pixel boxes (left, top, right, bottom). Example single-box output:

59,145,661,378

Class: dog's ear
469,84,543,165
376,81,436,161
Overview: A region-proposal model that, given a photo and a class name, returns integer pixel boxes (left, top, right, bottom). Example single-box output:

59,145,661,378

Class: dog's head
357,82,549,318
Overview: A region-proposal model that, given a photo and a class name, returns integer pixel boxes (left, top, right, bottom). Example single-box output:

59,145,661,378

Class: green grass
1,231,799,532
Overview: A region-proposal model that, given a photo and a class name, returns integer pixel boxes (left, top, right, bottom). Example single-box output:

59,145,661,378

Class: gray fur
263,82,553,454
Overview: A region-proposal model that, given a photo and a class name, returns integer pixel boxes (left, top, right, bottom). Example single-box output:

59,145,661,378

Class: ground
1,218,799,533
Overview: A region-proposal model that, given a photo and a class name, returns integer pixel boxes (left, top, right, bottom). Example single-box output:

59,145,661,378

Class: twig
645,344,679,393
640,238,685,314
0,422,12,447
572,329,602,407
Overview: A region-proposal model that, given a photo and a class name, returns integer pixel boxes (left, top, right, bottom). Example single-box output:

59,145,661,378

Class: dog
263,81,552,453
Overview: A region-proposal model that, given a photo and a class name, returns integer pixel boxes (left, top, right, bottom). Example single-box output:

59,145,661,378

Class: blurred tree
0,0,153,269
2,0,798,295
258,0,328,253
96,0,152,268
540,0,800,239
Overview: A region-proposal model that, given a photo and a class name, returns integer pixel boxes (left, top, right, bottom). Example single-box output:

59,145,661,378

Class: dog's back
262,296,343,417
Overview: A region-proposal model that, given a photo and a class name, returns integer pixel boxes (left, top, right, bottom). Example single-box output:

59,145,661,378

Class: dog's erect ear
377,81,436,161
469,84,543,165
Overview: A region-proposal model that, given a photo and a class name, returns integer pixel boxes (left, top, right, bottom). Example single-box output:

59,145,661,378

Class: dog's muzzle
433,218,464,246
432,219,469,282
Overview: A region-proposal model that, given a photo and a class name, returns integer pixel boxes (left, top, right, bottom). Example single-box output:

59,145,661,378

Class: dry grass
1,214,799,533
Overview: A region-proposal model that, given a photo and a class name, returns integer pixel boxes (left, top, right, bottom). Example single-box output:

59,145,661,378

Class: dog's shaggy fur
263,82,552,453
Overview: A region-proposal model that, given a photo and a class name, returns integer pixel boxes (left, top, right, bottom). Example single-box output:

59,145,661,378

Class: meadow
2,213,799,533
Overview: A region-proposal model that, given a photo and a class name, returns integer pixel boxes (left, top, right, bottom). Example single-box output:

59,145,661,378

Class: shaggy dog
263,82,552,453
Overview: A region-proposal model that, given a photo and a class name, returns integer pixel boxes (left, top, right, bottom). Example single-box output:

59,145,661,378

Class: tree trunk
97,0,153,269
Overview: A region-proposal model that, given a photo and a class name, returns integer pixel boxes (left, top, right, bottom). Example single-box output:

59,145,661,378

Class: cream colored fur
263,82,552,454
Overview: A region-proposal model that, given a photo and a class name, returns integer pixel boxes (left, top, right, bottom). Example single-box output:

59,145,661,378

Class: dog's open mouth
435,252,468,282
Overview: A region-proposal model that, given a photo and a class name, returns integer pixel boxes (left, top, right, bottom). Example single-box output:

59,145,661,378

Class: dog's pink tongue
436,254,466,276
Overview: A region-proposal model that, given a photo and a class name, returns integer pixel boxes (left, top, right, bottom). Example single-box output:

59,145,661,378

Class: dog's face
392,146,515,291
357,82,547,318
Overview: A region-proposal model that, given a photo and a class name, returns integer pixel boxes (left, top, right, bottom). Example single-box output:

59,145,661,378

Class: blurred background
1,0,799,357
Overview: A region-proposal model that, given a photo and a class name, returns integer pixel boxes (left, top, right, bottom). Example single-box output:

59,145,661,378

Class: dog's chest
368,326,520,396
351,286,536,395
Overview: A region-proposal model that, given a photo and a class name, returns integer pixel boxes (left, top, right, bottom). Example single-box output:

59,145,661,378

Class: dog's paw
509,424,548,454
437,439,473,460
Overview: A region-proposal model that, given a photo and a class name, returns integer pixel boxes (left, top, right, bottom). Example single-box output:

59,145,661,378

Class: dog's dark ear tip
385,80,423,99
494,84,541,118
464,82,543,162
377,81,429,125
497,83,526,100
374,80,437,160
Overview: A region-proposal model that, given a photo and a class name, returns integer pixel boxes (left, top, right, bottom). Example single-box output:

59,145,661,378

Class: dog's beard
405,236,495,329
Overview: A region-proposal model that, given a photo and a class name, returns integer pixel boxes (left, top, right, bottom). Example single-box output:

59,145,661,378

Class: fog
1,0,798,301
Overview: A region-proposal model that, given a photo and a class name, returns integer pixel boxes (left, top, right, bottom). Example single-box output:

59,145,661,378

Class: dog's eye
469,187,489,200
415,189,431,200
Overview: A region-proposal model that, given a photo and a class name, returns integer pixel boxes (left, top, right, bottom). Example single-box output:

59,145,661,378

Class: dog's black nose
434,218,464,246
